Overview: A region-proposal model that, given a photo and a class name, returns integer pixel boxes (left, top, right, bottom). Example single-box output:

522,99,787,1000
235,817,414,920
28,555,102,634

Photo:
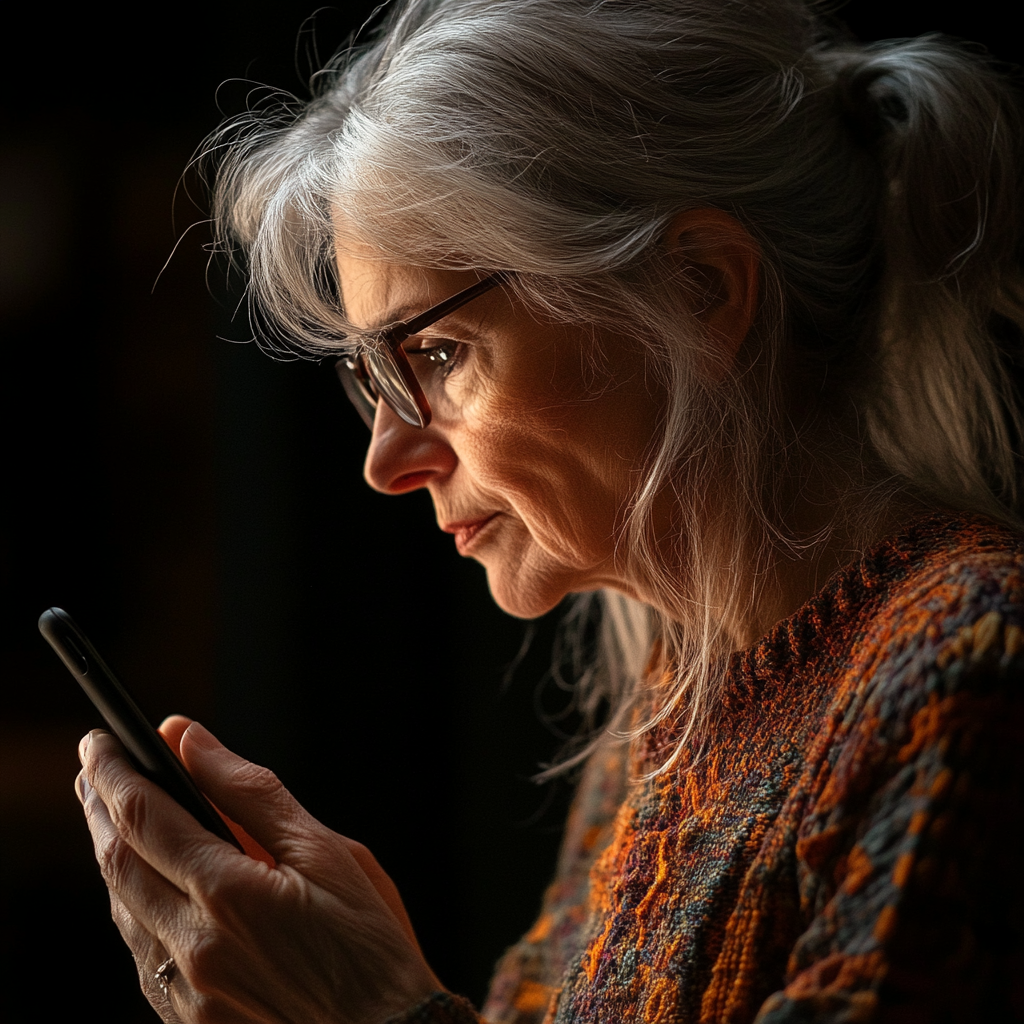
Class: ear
662,208,760,378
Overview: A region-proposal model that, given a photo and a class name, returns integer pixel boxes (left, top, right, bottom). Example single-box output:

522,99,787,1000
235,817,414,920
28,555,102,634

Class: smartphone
39,606,244,852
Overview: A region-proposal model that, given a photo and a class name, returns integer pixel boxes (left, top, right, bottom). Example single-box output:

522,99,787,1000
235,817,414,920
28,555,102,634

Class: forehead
332,218,478,331
331,217,399,318
336,252,491,333
336,262,502,350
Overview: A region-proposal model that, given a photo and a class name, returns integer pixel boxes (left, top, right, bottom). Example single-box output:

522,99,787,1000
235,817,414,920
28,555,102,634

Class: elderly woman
76,0,1024,1021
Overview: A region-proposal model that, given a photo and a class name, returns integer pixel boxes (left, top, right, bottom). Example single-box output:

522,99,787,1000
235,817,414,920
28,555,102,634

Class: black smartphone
39,606,244,852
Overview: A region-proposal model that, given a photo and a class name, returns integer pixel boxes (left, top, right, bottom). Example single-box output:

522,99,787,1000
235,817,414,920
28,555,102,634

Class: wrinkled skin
77,718,440,1023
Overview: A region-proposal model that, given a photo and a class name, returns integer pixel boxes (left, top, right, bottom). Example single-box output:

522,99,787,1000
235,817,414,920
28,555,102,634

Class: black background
0,2,1017,1020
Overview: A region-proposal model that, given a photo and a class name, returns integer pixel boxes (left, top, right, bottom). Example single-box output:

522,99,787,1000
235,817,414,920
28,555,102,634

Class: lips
442,513,500,555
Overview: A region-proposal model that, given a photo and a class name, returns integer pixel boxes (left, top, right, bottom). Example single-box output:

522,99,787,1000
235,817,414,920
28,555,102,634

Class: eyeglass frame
333,271,509,429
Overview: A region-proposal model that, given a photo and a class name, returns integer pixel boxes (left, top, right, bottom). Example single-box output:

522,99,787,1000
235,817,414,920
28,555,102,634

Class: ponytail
825,38,1024,517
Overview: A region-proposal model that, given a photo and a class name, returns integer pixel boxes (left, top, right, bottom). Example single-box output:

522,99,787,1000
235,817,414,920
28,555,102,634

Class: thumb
179,721,422,949
345,841,424,956
159,714,273,865
179,721,317,860
173,721,275,867
157,714,193,757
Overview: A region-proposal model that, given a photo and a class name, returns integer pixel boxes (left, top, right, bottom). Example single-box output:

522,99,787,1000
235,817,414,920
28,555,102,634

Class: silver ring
154,956,177,996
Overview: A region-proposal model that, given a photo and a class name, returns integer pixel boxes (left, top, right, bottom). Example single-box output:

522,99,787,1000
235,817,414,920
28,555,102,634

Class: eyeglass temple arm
384,272,510,345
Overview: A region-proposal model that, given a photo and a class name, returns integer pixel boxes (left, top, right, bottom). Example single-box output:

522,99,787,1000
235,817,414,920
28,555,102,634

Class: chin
483,565,574,620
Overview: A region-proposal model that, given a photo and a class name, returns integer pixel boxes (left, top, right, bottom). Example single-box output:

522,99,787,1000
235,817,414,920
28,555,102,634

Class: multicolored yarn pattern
403,514,1024,1023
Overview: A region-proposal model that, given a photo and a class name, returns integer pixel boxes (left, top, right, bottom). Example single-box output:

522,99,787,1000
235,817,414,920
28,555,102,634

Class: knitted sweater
391,514,1024,1024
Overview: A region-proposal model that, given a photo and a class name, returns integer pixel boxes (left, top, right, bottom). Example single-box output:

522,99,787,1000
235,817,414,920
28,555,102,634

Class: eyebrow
365,303,421,331
365,303,490,340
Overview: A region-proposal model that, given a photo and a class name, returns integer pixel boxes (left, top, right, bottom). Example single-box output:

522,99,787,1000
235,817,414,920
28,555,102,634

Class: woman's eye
408,340,463,376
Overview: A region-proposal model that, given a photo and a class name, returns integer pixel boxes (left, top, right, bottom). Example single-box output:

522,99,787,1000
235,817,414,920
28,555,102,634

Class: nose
363,400,457,494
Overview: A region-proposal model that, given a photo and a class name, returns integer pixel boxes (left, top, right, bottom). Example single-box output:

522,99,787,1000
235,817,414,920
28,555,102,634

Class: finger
131,944,187,1024
82,748,243,1020
78,762,190,938
156,716,275,867
78,760,185,1023
78,766,168,952
138,961,186,1024
158,715,194,758
81,728,250,897
85,722,274,870
110,889,161,963
88,785,218,1024
109,891,179,1018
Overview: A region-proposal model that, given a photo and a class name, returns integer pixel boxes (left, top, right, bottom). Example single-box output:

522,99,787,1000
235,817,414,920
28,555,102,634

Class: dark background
0,2,1017,1020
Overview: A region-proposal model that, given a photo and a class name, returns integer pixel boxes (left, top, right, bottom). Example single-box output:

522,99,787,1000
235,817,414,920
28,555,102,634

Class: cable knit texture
397,514,1024,1023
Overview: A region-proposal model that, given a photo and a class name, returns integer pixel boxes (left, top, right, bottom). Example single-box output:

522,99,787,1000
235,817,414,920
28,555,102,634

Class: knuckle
96,829,136,888
187,994,213,1024
106,777,151,841
188,991,226,1024
345,837,382,872
231,759,281,796
194,863,258,924
178,929,227,996
108,892,136,934
110,900,156,962
196,870,239,911
346,838,369,856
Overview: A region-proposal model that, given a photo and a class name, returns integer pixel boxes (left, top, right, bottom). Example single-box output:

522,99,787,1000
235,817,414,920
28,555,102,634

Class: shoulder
810,512,1024,708
790,511,1024,913
850,511,1024,714
801,511,1024,805
774,515,1024,1021
860,511,1024,619
749,512,1024,768
735,512,1024,710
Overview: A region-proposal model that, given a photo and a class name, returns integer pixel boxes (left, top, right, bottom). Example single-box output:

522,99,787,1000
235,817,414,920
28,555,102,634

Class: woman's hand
76,720,443,1023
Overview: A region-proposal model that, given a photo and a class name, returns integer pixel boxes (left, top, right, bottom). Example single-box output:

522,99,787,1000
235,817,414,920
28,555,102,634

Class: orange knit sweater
393,513,1024,1023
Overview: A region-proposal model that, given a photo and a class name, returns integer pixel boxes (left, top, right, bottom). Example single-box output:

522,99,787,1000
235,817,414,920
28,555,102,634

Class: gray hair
206,0,1024,772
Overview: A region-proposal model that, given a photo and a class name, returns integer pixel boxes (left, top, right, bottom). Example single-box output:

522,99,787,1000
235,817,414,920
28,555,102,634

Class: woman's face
335,247,665,618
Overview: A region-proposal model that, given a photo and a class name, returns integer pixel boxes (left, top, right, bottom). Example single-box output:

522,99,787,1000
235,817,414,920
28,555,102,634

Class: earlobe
662,208,760,378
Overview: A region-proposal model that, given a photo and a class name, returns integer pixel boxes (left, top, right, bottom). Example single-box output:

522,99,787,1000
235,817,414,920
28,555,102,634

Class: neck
734,459,926,649
624,444,926,652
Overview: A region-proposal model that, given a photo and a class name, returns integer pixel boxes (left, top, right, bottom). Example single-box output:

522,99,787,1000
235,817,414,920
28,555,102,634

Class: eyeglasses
334,272,508,429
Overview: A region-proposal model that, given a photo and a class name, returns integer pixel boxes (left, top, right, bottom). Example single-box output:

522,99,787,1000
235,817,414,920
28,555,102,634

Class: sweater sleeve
754,611,1024,1022
384,740,630,1024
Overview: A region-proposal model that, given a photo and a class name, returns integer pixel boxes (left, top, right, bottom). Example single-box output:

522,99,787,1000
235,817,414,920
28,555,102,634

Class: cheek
460,413,627,564
454,334,662,560
462,416,565,501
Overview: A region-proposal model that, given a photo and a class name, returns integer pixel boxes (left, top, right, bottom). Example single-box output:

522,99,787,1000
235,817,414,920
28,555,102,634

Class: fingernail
78,733,91,762
76,772,91,804
185,721,218,749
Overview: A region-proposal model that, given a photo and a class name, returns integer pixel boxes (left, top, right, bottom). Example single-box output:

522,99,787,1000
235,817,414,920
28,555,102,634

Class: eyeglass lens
363,347,427,427
337,358,377,429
